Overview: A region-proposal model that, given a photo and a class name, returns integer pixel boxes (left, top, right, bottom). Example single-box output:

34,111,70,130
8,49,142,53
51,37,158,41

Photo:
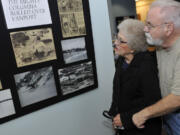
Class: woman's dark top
109,51,162,135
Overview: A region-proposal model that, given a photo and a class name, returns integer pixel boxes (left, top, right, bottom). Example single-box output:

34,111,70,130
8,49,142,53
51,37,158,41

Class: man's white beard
145,33,163,46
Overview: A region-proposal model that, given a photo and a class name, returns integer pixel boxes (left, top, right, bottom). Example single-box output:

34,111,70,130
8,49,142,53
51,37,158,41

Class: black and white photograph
58,61,94,95
14,66,57,107
1,0,52,29
0,89,16,118
10,28,57,67
61,37,88,64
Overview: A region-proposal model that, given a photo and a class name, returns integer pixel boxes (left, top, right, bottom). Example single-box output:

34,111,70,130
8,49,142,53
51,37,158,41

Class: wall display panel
57,0,86,38
0,0,52,29
61,37,88,64
10,28,57,67
0,0,97,124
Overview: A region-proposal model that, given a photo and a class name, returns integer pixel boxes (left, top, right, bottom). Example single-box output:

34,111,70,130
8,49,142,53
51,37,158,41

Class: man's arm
132,93,180,128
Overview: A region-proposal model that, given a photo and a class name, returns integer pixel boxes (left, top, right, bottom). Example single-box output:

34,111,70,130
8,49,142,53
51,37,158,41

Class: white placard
1,0,52,29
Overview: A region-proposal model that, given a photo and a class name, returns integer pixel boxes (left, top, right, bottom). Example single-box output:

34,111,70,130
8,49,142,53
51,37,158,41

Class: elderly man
132,0,180,135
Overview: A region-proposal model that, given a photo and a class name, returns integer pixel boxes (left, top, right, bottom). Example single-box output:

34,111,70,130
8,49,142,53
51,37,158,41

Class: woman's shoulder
115,56,124,67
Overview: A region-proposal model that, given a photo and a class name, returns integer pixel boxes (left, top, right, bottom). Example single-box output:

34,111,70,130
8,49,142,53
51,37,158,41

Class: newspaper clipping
57,0,86,38
10,28,57,67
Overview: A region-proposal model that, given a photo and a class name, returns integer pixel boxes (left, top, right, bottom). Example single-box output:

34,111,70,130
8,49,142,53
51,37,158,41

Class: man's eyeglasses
145,21,167,30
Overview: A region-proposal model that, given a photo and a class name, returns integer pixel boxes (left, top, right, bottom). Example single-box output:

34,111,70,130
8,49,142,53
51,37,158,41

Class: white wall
0,0,115,135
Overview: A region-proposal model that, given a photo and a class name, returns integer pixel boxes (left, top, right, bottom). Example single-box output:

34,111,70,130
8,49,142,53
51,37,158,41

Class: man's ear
165,22,174,36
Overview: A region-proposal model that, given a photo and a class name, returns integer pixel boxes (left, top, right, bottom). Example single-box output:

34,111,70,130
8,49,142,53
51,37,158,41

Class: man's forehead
147,7,163,22
148,7,162,16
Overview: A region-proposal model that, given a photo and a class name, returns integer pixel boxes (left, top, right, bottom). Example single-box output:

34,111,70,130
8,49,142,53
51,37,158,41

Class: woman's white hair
150,0,180,28
117,19,148,53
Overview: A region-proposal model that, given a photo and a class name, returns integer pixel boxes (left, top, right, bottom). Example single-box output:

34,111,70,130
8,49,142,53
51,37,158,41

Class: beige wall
136,0,155,22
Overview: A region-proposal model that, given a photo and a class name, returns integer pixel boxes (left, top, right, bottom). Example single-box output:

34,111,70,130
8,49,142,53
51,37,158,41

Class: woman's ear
130,50,135,54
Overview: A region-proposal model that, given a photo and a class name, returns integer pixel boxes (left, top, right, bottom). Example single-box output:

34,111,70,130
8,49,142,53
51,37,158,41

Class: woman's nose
144,26,149,32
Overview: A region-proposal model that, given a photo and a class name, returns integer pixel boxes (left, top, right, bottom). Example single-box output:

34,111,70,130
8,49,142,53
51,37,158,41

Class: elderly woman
108,19,162,135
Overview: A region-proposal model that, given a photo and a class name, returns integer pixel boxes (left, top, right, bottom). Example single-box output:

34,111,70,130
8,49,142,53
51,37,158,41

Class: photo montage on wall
0,0,97,124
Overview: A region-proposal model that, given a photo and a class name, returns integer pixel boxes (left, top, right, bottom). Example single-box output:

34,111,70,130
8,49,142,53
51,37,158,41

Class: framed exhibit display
0,0,98,124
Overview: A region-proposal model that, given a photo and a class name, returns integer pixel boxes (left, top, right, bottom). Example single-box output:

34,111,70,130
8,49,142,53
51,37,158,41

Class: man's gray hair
150,0,180,28
117,19,148,53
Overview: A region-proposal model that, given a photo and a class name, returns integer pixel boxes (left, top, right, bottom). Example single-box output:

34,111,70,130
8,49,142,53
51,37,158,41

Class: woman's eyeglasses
114,34,127,44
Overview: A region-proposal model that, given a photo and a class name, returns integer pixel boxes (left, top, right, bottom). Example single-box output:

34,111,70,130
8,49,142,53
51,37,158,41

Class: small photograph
14,66,57,107
0,80,2,90
10,28,57,67
61,37,88,64
0,89,16,118
58,61,94,95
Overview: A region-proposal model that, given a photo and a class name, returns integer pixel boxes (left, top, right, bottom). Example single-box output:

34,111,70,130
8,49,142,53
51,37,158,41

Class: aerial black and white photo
58,61,94,95
14,66,57,107
10,28,57,67
0,89,15,118
61,37,88,64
